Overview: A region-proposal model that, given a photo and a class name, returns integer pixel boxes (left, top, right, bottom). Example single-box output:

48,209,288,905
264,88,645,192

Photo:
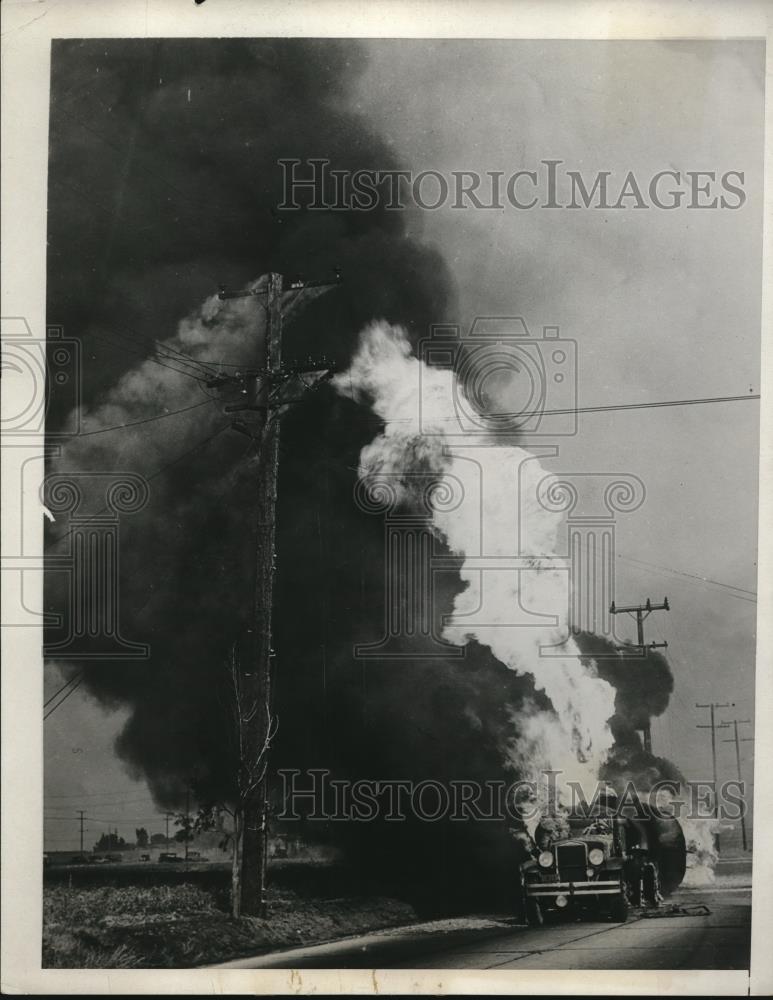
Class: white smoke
61,285,266,479
335,321,616,799
680,816,720,886
55,275,321,477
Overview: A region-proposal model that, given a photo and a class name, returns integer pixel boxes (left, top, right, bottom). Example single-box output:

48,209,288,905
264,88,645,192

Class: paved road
214,881,751,971
401,885,751,970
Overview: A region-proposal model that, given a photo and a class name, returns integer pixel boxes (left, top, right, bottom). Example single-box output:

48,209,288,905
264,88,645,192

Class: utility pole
609,597,670,753
215,269,340,917
164,812,173,853
721,718,753,851
78,810,85,854
696,701,732,821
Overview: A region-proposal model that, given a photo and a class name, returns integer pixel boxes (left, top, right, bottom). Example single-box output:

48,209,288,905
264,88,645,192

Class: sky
44,679,166,852
353,38,762,780
43,39,762,849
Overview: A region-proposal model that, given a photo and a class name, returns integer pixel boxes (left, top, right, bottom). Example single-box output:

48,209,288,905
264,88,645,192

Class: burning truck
514,800,687,925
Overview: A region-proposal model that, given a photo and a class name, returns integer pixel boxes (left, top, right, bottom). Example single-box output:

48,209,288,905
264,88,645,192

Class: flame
335,321,616,797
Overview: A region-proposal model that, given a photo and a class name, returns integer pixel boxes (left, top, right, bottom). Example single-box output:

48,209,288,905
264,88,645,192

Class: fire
335,321,616,799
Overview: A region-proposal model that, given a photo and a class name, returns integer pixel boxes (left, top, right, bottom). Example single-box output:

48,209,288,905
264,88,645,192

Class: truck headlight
538,850,554,868
588,848,604,866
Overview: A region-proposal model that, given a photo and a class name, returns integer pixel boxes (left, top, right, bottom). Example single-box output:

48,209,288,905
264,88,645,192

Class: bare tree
223,642,278,919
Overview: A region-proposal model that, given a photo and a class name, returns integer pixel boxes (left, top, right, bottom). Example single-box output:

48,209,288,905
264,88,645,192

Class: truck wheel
609,888,629,923
526,897,544,927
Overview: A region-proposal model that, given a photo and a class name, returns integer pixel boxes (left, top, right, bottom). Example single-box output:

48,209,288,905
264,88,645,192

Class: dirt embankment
43,881,416,968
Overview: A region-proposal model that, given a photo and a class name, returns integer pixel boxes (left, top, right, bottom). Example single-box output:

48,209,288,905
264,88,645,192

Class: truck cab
518,816,629,924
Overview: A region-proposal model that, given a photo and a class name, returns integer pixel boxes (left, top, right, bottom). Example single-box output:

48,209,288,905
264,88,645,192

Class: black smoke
47,39,451,413
576,632,684,791
45,40,537,836
45,40,684,905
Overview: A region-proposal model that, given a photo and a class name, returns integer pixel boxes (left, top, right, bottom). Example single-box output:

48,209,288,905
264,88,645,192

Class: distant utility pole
609,597,670,753
721,718,753,851
695,701,733,817
164,812,173,852
215,269,340,917
78,810,85,854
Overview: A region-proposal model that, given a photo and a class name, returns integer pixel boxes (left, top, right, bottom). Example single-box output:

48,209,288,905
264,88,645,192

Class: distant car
69,854,90,865
186,850,206,862
105,853,123,863
140,853,151,862
159,852,183,863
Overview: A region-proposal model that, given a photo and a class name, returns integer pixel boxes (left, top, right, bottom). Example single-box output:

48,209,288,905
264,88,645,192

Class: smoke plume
46,38,453,812
334,321,617,796
46,38,701,897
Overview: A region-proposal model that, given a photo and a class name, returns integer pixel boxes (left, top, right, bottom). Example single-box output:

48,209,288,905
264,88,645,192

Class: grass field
43,879,416,968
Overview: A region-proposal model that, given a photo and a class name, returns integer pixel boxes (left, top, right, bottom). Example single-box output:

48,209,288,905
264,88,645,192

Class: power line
82,318,230,385
77,397,217,437
69,325,764,432
617,552,756,598
43,671,83,708
521,392,759,418
86,331,211,386
88,328,212,384
81,815,168,824
45,801,160,812
152,341,221,377
143,423,231,481
88,314,219,373
43,675,84,720
44,422,230,553
336,390,760,426
45,791,158,801
44,804,165,813
108,321,221,378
